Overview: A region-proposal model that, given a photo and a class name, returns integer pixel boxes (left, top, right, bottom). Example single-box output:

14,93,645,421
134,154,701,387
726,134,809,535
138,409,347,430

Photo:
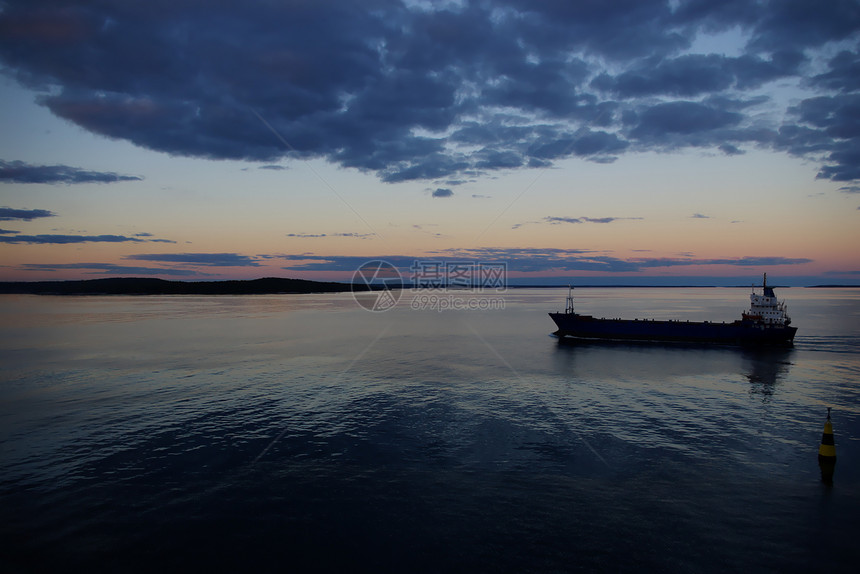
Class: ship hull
549,313,797,345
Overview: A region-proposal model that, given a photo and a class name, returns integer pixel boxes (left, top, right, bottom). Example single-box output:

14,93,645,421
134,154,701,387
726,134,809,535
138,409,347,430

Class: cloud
432,188,454,198
811,51,860,93
1,1,859,184
0,207,57,221
719,143,744,155
628,101,743,147
131,232,175,243
259,164,287,170
436,247,638,273
331,232,374,238
276,248,812,275
410,223,446,238
633,256,813,269
18,263,199,276
515,215,643,228
286,232,374,238
280,254,423,273
0,159,142,184
690,213,711,219
544,216,642,225
0,233,172,244
525,127,628,161
124,252,261,267
592,52,804,98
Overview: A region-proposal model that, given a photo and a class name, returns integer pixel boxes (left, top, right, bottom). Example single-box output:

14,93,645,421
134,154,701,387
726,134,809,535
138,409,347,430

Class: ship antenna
565,285,574,314
763,272,767,289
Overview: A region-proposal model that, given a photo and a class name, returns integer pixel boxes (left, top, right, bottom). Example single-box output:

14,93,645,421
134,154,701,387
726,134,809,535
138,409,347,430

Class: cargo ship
549,274,797,345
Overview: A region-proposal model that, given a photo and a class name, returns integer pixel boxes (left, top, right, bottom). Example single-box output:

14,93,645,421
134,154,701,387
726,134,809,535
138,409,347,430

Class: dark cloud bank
276,249,811,275
0,207,56,221
0,159,141,184
1,0,858,184
0,234,175,244
16,249,814,279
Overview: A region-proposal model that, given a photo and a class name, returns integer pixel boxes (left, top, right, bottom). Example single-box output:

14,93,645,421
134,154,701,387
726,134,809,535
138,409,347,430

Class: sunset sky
1,0,859,286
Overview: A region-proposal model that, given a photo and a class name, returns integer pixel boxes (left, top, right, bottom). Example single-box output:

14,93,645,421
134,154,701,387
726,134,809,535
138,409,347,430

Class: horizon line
1,276,859,289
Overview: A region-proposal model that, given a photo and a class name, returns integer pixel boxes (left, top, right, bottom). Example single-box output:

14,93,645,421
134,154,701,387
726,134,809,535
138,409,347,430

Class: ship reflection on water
553,337,795,400
741,347,794,400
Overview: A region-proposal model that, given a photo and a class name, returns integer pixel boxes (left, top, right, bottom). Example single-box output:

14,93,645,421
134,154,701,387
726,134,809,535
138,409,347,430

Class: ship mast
565,285,575,314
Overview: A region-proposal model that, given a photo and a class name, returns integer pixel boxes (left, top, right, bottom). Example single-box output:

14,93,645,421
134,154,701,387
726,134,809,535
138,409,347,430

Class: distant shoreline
0,277,366,295
0,277,857,295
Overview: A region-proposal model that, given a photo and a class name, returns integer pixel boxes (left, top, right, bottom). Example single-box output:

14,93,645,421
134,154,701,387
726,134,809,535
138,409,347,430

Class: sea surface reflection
1,289,859,572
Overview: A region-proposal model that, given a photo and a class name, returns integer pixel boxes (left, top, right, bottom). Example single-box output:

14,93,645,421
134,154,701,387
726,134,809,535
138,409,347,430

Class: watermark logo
352,259,507,312
409,293,506,312
410,261,506,291
351,260,403,312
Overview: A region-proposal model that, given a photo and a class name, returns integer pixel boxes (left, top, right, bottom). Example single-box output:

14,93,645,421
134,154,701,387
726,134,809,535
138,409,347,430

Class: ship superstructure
743,273,792,326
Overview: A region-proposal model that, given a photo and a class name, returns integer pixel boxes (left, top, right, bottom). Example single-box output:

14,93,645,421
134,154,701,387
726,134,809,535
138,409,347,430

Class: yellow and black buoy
818,407,836,484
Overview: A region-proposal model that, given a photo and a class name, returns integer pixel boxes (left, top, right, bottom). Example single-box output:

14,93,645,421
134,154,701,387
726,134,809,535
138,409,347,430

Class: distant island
0,277,382,295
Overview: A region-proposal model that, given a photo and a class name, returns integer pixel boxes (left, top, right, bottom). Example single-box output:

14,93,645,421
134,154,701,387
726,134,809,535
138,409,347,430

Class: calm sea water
2,288,859,573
